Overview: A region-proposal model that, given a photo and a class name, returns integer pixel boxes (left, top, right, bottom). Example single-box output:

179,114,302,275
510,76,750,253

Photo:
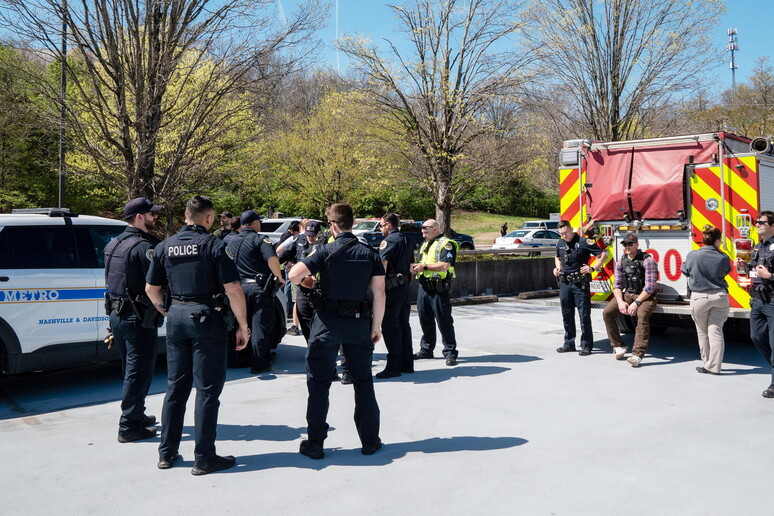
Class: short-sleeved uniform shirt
302,232,384,302
146,225,239,297
556,233,603,274
379,228,411,275
227,227,276,278
751,236,774,291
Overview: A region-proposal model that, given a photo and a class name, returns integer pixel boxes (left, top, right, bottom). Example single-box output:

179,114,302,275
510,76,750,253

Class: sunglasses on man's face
756,220,769,225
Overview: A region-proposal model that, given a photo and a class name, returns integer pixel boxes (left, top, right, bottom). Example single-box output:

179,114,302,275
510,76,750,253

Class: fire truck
558,132,774,334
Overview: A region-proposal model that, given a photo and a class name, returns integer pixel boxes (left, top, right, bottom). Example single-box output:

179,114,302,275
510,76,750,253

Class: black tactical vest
622,251,649,293
163,231,219,299
104,233,145,300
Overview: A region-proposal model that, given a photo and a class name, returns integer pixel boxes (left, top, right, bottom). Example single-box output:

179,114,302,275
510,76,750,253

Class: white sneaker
613,347,627,360
627,356,642,367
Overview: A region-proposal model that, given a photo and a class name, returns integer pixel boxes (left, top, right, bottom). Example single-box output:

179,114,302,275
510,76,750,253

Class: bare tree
0,0,325,212
337,0,533,233
522,0,724,142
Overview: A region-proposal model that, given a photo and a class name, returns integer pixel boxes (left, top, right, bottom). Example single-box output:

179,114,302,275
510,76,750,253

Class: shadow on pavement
228,435,529,472
404,365,511,384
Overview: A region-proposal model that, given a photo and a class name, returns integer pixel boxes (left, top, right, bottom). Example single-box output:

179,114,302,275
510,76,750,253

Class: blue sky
283,0,771,94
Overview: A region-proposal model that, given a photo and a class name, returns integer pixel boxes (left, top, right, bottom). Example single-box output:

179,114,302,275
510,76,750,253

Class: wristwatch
423,264,428,271
635,300,643,306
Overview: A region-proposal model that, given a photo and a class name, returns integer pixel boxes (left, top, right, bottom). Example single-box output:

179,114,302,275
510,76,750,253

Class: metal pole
58,0,67,208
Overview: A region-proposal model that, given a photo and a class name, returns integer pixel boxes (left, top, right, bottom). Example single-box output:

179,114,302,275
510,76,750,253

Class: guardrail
457,246,555,257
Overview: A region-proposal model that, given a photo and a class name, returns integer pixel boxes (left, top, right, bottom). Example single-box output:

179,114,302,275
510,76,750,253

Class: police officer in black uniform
745,210,774,397
289,203,385,459
376,212,413,378
228,209,285,374
146,195,249,475
105,197,163,443
279,220,323,341
554,220,607,355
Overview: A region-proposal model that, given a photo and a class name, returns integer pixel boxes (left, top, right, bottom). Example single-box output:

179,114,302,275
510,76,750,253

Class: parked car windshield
354,221,379,230
505,230,530,238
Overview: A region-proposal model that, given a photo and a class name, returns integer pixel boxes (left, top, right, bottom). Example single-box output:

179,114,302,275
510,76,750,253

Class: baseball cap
123,197,163,219
220,211,234,218
621,233,638,244
240,210,261,226
304,220,322,236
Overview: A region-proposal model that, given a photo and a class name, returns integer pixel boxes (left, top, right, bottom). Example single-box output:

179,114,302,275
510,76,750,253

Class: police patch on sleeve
263,237,272,244
225,247,235,260
145,249,154,261
586,239,596,245
379,241,388,250
444,243,453,251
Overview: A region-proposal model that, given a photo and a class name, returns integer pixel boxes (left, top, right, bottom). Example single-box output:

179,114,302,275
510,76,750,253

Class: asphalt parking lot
1,298,772,515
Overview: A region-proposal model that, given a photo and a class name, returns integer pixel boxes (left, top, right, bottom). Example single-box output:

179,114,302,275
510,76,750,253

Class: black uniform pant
750,297,774,385
110,310,158,435
305,309,379,446
159,304,228,464
382,282,413,372
559,280,594,351
417,285,458,358
243,282,276,371
297,289,349,374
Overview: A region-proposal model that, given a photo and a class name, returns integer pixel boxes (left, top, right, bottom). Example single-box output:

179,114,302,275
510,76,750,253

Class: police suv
0,208,135,374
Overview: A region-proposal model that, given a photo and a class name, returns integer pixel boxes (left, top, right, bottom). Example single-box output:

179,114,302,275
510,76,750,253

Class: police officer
228,209,285,374
279,220,324,341
410,219,459,366
213,211,235,240
601,233,658,367
376,212,413,378
554,220,607,355
745,210,774,397
146,195,249,475
105,197,163,443
289,203,385,459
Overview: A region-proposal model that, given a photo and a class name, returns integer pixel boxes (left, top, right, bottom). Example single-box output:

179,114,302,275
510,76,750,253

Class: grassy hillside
452,211,552,246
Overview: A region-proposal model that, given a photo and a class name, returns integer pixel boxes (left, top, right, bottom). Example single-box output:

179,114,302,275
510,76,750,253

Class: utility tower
727,28,739,90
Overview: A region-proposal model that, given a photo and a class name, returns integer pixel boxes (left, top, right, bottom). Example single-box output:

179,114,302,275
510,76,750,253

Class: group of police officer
105,197,460,473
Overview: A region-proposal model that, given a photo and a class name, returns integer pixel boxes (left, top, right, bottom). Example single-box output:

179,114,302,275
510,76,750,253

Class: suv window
260,221,285,232
0,228,9,268
5,226,80,269
84,226,126,267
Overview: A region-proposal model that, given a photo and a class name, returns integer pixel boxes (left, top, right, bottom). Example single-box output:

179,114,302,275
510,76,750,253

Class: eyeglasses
756,220,769,225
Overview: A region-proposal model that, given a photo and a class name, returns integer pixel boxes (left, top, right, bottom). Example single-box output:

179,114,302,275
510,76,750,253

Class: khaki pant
602,293,657,358
690,292,729,374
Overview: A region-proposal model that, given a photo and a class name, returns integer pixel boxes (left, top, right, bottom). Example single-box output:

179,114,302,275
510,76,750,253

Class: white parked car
492,229,560,250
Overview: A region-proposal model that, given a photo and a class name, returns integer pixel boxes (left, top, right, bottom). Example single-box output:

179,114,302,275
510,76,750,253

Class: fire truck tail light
735,239,753,251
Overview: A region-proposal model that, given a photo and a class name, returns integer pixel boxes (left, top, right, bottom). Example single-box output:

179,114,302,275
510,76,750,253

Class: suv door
78,225,133,361
0,224,102,371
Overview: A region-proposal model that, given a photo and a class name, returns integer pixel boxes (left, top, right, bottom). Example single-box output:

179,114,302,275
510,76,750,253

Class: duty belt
558,272,587,284
171,295,212,305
